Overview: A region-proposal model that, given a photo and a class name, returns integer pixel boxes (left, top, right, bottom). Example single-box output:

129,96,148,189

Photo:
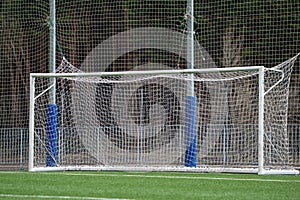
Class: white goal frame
29,66,299,175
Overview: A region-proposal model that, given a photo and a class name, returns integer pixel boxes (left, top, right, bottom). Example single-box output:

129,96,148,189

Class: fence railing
0,129,29,170
288,124,300,165
1,125,299,170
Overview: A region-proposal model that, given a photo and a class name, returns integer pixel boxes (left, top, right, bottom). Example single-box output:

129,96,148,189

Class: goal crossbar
30,66,264,78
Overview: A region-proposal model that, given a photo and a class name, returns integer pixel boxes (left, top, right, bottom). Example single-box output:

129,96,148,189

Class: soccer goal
29,58,299,174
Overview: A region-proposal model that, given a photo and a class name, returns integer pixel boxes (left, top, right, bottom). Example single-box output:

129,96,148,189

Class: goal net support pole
46,0,57,168
49,0,56,104
184,96,197,167
46,104,57,167
184,0,197,167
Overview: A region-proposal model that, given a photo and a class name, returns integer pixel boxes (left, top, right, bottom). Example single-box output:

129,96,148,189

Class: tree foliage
0,0,299,127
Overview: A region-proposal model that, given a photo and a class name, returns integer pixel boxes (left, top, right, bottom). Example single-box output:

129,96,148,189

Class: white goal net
29,56,299,174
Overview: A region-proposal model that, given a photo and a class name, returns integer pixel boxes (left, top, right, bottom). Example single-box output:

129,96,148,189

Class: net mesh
0,1,299,170
31,56,296,171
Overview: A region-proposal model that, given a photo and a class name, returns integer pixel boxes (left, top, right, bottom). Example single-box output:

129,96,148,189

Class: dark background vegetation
0,0,299,127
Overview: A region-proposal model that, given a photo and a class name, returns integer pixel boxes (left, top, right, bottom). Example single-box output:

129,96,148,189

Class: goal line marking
0,194,133,200
62,173,300,183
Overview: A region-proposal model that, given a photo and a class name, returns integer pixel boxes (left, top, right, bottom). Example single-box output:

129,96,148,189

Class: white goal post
29,60,299,174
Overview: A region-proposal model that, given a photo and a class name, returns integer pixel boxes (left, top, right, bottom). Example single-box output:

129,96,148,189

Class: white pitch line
62,173,300,183
0,194,133,200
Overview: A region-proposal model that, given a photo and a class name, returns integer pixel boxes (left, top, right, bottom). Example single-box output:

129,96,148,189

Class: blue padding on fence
46,104,57,167
184,96,197,167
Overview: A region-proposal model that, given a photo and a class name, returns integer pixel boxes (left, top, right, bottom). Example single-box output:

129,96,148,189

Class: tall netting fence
0,0,50,169
0,1,299,170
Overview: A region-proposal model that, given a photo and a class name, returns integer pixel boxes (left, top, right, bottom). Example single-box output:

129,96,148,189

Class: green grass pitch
0,171,299,199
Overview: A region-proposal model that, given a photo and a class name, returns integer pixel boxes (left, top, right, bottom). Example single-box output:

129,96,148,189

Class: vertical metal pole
258,66,264,174
49,0,56,103
28,75,35,171
46,0,57,168
187,0,194,94
223,84,229,165
184,0,197,167
19,129,23,170
139,88,143,163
